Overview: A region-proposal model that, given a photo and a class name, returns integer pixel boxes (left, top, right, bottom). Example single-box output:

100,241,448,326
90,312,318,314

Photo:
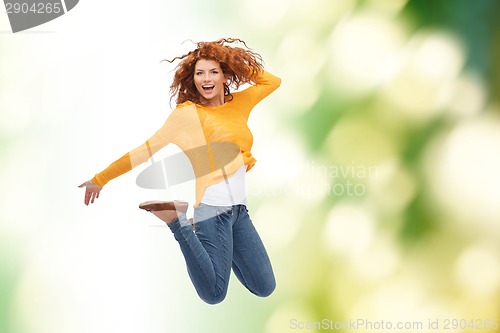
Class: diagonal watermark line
60,0,67,13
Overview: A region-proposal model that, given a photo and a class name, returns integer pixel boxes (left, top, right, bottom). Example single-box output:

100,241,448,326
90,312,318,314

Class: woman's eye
196,72,203,75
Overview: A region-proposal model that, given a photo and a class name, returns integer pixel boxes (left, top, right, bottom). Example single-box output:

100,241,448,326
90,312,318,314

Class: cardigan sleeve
92,122,173,187
232,70,281,119
92,103,204,187
245,70,281,104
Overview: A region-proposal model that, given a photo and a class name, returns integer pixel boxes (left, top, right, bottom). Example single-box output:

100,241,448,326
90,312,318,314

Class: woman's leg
231,205,276,297
167,204,234,304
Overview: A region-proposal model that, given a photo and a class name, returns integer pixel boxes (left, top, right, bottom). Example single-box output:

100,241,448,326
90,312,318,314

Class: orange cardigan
92,70,281,206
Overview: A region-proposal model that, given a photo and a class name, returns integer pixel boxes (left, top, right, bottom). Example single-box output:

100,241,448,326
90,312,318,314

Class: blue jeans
167,203,275,304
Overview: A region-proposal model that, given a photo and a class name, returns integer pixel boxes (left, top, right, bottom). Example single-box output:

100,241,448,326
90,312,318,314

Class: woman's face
193,59,226,107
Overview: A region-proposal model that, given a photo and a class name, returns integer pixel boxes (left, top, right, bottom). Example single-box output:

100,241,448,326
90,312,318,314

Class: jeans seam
215,212,231,289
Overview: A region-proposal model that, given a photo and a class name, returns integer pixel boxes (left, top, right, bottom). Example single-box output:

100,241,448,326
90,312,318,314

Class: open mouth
202,85,215,92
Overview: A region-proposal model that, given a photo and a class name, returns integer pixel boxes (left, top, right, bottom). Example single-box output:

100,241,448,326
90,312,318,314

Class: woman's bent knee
255,279,276,298
199,291,228,305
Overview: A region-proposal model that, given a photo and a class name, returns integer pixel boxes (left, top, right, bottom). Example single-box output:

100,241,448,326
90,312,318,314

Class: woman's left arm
250,70,281,102
254,70,281,89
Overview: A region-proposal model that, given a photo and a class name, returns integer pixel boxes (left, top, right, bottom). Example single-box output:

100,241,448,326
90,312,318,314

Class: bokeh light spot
324,203,375,257
380,30,465,120
454,244,500,297
328,11,406,96
427,115,500,234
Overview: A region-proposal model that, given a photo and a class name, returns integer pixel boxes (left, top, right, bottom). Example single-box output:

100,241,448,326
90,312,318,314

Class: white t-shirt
200,165,247,206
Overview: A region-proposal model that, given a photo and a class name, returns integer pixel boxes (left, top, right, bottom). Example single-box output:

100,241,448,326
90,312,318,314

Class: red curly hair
163,38,264,105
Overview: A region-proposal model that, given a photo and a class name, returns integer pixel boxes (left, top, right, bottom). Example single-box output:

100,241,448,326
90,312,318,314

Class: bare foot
150,210,185,224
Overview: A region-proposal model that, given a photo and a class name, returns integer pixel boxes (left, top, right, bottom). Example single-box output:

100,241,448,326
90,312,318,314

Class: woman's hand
78,180,103,205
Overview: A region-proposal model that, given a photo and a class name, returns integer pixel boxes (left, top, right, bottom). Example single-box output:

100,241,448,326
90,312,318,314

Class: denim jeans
167,203,275,304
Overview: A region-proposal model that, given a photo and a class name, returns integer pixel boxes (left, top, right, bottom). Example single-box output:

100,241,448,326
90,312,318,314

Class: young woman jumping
78,38,281,304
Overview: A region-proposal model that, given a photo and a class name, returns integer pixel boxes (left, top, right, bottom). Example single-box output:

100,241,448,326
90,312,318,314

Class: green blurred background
1,0,499,332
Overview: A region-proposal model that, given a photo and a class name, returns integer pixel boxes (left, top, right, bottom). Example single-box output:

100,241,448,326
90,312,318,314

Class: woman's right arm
77,140,158,206
78,116,176,206
77,103,200,205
